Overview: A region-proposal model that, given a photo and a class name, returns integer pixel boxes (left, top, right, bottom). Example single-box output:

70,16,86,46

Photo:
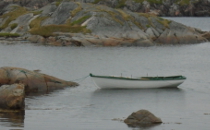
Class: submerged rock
124,109,162,127
0,67,78,95
0,84,25,110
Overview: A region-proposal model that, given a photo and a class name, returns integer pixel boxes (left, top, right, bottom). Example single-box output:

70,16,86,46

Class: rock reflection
0,110,24,128
26,88,66,97
126,123,161,129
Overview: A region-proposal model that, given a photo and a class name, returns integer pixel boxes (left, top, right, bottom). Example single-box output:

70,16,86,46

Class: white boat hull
91,77,185,89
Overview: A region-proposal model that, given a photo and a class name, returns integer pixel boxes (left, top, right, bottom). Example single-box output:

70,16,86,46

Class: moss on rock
71,15,91,25
0,6,28,30
96,6,124,25
0,33,20,37
134,0,164,4
29,16,49,29
29,24,91,37
10,23,18,30
157,17,171,29
116,0,127,8
92,0,101,4
117,9,144,29
71,2,82,17
176,0,191,5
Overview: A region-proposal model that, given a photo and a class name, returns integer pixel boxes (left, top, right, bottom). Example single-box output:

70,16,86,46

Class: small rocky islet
0,0,209,46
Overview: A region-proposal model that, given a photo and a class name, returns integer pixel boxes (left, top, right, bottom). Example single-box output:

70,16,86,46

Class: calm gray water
0,17,210,130
164,17,210,31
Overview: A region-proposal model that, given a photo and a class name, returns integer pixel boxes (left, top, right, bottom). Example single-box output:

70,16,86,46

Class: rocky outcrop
154,21,208,45
0,67,78,94
0,84,25,110
0,66,78,110
0,2,209,46
124,109,162,127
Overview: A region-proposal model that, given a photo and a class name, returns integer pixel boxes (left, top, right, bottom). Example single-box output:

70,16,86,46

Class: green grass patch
29,16,49,29
146,24,151,28
92,0,101,4
71,2,82,17
116,9,130,21
91,0,194,6
137,13,156,29
92,0,165,5
107,11,124,25
116,9,143,29
10,23,18,30
96,7,124,25
56,0,63,6
55,0,73,6
29,24,91,37
157,17,171,28
116,0,126,8
175,0,198,5
29,7,91,37
0,6,28,30
0,33,20,37
133,0,164,4
30,10,43,15
71,15,91,25
176,0,190,5
139,13,156,18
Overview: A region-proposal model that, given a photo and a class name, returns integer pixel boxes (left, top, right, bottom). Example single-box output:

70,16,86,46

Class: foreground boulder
0,67,78,94
124,109,162,127
0,84,24,110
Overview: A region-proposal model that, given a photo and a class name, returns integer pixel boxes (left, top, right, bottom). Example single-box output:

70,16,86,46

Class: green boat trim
89,73,186,81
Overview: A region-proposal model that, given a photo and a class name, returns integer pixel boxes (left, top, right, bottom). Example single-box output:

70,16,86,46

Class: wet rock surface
0,84,25,110
0,67,78,95
124,109,162,127
0,66,79,110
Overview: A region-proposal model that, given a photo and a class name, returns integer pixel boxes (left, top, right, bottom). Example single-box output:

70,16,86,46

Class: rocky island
0,0,209,46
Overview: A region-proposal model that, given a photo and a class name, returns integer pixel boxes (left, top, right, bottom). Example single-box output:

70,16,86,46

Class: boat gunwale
89,73,186,81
